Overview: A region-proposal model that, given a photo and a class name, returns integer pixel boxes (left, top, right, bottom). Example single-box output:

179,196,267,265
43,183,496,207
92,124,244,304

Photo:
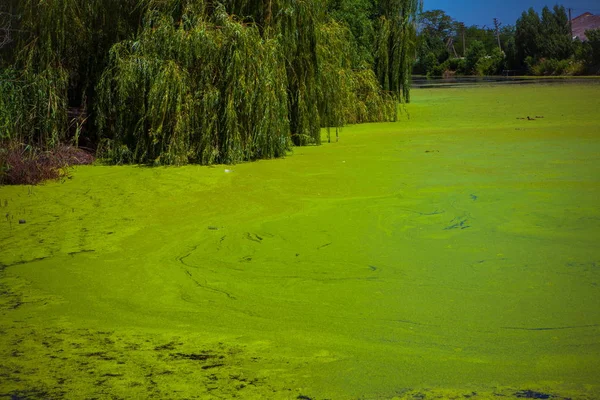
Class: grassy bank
1,84,599,399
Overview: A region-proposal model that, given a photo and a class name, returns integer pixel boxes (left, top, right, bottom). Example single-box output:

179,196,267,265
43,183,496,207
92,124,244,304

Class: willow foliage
274,0,323,145
216,0,324,144
97,5,289,165
317,20,353,139
0,67,69,148
0,0,79,148
375,0,421,102
317,19,396,143
0,0,140,149
2,0,420,168
16,0,139,96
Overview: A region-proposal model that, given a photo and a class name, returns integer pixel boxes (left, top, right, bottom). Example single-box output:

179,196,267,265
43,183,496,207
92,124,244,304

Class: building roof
572,12,600,41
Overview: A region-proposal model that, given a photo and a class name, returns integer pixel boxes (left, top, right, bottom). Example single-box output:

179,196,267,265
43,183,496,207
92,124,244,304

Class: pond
1,83,599,399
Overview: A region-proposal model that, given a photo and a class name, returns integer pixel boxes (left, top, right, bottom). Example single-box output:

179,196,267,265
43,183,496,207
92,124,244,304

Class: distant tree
452,21,465,56
419,9,454,38
515,5,572,67
585,29,600,66
500,25,518,69
515,8,542,63
414,9,454,73
447,21,507,59
539,5,572,59
421,9,454,59
414,10,516,76
465,25,496,52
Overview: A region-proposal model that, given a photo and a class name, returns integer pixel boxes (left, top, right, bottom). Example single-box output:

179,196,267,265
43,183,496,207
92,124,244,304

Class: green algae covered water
1,84,600,399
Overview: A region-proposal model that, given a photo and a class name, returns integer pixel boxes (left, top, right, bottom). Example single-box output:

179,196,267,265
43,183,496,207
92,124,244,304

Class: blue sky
423,0,600,27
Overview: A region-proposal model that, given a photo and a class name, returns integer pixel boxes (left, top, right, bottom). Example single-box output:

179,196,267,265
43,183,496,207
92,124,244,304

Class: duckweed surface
1,84,600,399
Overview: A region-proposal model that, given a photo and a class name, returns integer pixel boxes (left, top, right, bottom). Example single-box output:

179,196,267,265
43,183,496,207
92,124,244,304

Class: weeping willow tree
0,0,140,149
2,0,420,169
0,0,81,148
375,0,421,103
317,20,353,139
317,19,396,143
273,0,323,145
96,3,290,165
202,0,324,145
0,67,68,148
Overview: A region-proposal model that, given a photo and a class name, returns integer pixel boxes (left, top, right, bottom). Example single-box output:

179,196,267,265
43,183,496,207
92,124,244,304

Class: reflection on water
412,74,600,88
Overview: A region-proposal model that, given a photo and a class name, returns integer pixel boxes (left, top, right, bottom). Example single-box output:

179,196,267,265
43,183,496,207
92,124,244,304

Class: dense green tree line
516,5,600,75
415,5,600,77
0,0,420,168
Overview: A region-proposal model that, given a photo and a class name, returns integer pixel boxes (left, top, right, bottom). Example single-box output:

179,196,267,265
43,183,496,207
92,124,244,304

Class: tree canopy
0,0,419,167
516,5,572,63
414,3,599,77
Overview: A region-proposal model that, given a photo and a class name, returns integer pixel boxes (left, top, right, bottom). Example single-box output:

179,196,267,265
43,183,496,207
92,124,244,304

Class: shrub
530,58,582,75
0,143,94,185
428,62,446,77
464,40,486,74
564,60,587,75
475,57,496,75
586,29,600,65
423,52,439,74
427,57,466,77
479,47,505,75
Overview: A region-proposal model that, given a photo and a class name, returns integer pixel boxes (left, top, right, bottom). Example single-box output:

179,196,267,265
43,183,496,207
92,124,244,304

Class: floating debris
444,217,470,230
514,389,551,399
245,232,263,243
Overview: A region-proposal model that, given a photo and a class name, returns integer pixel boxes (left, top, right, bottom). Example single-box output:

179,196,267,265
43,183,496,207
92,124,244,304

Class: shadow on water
412,74,600,89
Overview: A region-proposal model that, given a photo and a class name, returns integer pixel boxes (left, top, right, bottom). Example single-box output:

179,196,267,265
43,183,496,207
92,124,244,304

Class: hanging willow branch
0,0,141,150
317,19,396,143
0,65,69,148
96,4,290,165
271,0,323,145
2,0,419,167
375,0,421,102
